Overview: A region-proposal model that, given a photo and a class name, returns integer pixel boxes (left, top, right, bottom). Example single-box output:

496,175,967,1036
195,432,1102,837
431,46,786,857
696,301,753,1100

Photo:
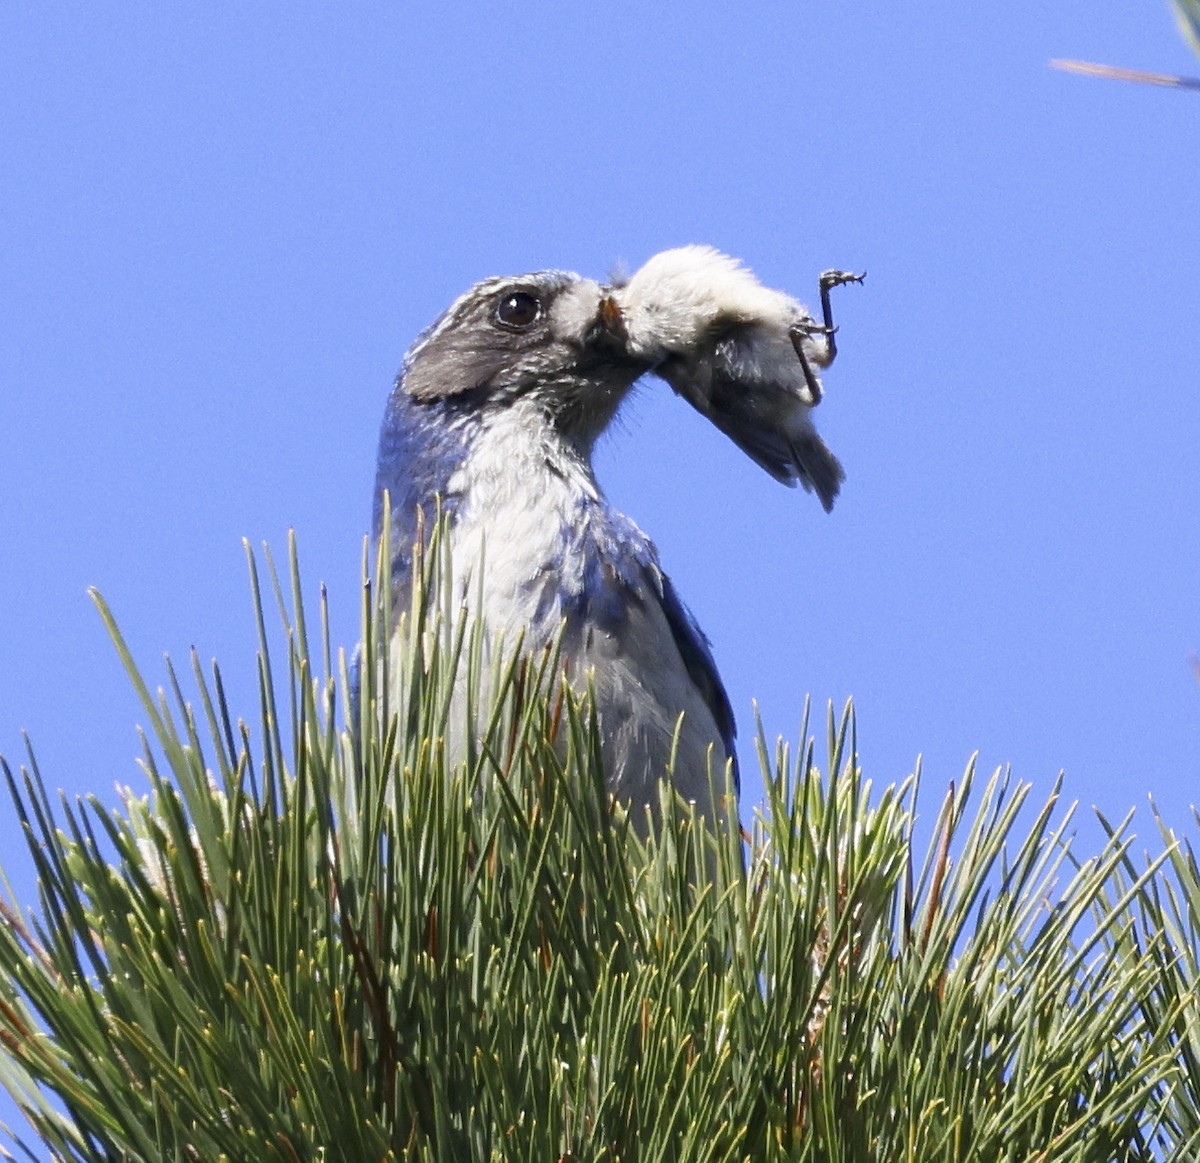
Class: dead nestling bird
607,245,864,512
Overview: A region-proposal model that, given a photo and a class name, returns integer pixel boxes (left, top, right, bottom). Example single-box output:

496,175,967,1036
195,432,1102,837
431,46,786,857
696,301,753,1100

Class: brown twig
1051,57,1200,90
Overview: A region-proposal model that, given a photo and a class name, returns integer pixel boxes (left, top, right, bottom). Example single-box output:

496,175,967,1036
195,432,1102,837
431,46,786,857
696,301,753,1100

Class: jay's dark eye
495,290,542,331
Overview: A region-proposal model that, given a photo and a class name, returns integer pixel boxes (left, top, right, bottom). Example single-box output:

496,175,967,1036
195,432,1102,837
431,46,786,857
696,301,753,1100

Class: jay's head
397,270,648,449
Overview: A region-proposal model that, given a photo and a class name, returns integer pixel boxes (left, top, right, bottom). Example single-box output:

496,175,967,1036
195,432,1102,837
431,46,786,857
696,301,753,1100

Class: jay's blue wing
657,571,739,794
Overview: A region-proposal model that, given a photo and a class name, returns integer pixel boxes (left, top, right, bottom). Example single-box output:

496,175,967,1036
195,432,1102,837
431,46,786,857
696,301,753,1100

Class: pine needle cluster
1,527,1199,1160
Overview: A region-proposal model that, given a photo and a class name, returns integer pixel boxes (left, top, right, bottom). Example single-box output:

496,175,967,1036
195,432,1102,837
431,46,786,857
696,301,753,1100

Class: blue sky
2,2,1199,1145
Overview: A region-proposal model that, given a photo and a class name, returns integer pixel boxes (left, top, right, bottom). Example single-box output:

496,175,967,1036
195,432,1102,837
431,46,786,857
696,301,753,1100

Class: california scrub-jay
373,246,858,819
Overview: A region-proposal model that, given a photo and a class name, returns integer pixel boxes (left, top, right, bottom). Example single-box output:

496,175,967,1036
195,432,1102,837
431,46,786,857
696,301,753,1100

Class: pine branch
0,523,1185,1159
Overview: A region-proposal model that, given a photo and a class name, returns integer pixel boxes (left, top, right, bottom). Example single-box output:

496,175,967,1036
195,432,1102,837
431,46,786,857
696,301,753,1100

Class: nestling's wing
655,356,845,512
